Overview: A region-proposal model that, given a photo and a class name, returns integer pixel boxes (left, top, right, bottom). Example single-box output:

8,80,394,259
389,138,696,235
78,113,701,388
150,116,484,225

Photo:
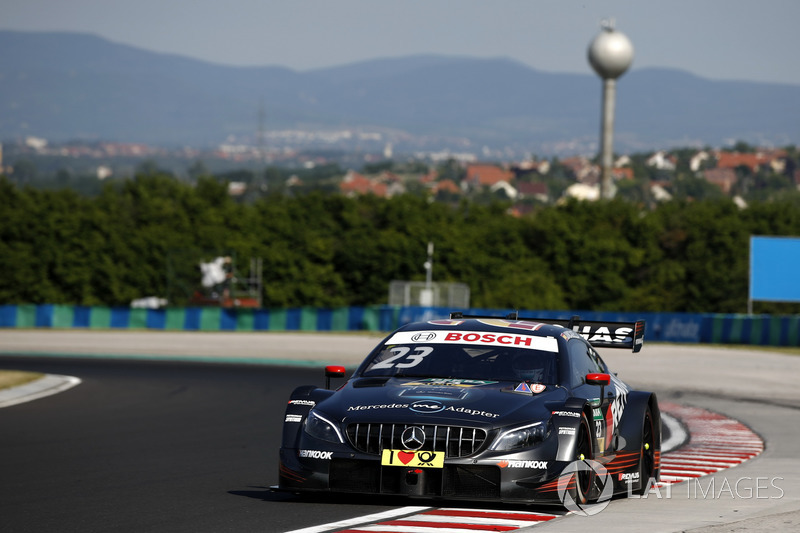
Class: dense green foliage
2,175,799,313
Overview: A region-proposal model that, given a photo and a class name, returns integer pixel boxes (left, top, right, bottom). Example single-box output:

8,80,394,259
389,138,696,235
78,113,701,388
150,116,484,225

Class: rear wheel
634,406,656,495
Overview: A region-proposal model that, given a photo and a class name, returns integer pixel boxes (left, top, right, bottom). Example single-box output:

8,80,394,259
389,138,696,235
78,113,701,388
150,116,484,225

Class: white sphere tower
588,20,634,199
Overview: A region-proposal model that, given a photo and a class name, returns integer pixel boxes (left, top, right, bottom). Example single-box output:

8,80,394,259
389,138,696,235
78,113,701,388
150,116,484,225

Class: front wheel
570,413,594,504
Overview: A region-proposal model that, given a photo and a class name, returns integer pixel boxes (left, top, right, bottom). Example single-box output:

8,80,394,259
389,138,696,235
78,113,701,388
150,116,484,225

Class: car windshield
361,343,559,384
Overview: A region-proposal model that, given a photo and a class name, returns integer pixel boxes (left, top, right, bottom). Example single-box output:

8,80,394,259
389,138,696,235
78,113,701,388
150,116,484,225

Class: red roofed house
419,170,438,185
465,164,515,187
433,179,461,196
704,168,737,194
612,167,634,180
715,151,762,173
516,181,549,203
340,170,388,197
560,156,596,182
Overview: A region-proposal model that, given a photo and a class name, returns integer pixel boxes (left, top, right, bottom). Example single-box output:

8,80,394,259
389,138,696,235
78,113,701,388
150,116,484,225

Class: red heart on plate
397,451,415,465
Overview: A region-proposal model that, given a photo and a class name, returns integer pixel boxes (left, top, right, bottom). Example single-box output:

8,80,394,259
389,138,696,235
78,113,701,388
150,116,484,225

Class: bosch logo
411,332,437,342
409,400,445,413
400,426,426,450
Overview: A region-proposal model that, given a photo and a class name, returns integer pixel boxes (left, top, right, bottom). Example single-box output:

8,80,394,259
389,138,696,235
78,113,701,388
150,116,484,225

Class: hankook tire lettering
500,460,548,469
299,450,333,460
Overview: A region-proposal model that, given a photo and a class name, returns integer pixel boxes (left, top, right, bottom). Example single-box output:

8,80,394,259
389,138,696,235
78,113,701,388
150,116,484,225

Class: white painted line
435,507,554,515
344,526,483,533
282,506,431,533
661,459,739,468
0,374,81,408
664,452,750,459
660,476,697,483
403,513,533,527
662,457,732,464
661,413,687,453
671,449,760,456
671,451,759,459
661,468,720,477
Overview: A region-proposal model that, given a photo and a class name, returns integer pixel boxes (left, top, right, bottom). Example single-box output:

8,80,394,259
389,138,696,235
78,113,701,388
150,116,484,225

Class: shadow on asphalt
229,485,567,515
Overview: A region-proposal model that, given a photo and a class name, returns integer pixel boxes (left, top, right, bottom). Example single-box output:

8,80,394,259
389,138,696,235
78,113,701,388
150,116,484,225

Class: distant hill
1,30,798,155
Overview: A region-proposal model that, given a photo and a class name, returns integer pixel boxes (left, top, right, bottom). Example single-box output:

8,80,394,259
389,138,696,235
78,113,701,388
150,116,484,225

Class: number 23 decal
371,346,433,370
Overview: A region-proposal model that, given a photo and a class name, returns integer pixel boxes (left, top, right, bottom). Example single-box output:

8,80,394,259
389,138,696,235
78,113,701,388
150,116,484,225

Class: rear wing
449,312,645,352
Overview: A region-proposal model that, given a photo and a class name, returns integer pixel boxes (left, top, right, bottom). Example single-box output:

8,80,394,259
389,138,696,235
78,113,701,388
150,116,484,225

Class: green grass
0,371,44,391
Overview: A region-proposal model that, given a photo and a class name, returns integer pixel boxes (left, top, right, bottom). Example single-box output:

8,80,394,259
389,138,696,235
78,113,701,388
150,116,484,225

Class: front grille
346,423,488,458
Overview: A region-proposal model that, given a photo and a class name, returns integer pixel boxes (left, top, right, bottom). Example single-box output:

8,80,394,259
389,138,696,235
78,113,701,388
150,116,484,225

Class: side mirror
325,365,346,389
585,373,610,386
586,372,611,403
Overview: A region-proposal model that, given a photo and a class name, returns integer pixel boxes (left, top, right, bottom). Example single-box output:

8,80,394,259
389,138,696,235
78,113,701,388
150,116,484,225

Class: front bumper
278,446,568,503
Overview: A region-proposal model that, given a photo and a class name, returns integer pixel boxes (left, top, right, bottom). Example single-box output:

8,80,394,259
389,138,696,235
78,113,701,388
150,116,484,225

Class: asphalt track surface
0,331,798,532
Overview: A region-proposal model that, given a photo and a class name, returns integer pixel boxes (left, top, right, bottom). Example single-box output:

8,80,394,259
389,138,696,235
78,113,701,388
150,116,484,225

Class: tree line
1,174,799,314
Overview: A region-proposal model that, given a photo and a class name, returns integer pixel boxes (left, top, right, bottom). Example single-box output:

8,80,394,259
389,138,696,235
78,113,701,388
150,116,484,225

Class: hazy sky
4,0,800,85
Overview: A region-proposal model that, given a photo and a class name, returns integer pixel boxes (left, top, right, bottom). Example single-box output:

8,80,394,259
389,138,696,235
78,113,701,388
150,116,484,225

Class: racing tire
633,406,656,496
570,413,594,505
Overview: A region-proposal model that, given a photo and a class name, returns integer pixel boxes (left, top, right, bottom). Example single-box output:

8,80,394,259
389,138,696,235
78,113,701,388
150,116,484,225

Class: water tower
588,20,634,199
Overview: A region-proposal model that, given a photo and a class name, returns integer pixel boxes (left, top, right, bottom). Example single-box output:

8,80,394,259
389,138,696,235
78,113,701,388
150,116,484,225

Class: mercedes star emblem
401,426,426,451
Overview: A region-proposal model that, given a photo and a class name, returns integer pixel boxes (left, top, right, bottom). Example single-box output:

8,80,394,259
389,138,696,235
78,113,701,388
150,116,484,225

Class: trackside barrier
0,304,401,333
0,304,798,347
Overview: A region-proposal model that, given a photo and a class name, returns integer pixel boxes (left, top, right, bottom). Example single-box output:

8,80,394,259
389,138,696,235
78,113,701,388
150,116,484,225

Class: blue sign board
750,236,800,302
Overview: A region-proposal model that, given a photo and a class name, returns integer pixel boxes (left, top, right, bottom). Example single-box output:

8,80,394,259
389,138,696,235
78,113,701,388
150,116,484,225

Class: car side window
590,348,609,373
567,339,603,386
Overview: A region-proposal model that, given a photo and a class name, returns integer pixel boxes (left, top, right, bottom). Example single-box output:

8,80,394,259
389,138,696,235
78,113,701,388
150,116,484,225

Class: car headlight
303,410,344,444
490,421,549,452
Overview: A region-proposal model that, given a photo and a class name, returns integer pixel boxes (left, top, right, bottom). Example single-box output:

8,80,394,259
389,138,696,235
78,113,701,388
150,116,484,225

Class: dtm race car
277,314,660,506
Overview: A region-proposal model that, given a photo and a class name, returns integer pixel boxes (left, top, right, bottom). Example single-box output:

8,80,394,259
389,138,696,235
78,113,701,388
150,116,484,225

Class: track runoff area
284,402,763,533
0,329,776,532
0,370,767,533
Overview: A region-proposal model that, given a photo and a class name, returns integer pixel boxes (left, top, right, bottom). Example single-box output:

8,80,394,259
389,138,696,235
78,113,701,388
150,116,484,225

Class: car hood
316,376,569,428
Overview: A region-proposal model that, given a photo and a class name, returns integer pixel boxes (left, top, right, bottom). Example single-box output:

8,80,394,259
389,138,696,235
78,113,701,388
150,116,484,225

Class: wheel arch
554,397,597,462
281,385,337,448
618,391,661,452
617,390,661,493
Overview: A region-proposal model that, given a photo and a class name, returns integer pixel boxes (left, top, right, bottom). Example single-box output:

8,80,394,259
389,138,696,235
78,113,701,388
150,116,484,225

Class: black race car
277,313,660,506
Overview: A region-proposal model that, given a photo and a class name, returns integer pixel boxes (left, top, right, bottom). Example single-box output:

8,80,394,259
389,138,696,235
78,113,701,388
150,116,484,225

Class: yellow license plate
381,449,444,468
